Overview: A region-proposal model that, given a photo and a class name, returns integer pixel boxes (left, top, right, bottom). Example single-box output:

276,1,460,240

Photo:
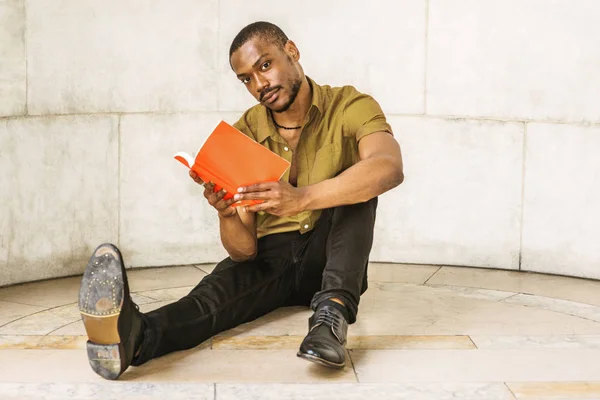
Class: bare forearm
219,213,257,261
302,156,403,211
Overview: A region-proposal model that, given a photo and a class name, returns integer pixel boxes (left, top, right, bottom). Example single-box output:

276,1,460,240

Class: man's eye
241,77,250,84
261,62,271,70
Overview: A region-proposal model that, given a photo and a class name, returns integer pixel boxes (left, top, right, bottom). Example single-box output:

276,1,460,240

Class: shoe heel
86,341,125,380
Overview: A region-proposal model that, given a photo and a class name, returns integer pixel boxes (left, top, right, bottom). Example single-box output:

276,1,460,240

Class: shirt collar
256,76,323,144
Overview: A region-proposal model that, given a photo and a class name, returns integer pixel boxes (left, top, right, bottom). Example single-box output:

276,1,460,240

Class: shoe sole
296,351,346,369
78,244,126,380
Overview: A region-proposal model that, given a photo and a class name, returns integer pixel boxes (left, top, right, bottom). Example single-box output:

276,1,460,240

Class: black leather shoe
297,304,348,369
78,243,143,380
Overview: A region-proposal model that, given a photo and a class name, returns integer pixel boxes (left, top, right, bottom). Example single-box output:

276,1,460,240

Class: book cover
174,120,290,207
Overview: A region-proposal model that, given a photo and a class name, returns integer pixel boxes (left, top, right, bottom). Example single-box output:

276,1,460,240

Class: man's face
230,37,303,113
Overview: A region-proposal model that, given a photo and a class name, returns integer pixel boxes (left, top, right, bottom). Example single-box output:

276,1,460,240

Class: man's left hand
234,181,306,217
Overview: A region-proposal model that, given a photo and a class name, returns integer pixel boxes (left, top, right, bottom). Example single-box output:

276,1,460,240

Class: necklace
272,119,301,130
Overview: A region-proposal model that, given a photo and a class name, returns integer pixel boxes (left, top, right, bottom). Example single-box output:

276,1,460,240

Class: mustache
260,86,281,102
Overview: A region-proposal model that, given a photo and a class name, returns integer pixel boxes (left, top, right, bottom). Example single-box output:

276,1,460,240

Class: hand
189,170,237,218
234,181,307,217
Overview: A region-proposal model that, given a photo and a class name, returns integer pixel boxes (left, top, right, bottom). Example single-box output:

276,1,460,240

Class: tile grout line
504,382,518,399
423,0,430,114
23,0,28,115
467,335,479,349
194,264,216,275
423,266,443,285
499,293,521,302
117,115,122,247
518,122,528,271
348,350,360,383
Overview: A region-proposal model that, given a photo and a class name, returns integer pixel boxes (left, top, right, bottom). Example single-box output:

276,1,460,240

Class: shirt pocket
310,142,344,184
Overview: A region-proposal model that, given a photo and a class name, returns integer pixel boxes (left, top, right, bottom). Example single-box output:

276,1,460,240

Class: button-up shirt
233,77,393,239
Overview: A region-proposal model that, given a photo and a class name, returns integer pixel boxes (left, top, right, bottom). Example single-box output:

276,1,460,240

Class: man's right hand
189,170,237,218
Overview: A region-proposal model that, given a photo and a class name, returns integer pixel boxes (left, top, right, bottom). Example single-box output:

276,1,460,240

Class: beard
271,76,303,113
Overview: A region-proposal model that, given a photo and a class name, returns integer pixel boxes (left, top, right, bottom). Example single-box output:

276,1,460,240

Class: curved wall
1,0,599,286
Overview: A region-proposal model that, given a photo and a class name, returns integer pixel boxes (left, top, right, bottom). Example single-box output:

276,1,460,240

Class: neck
272,77,312,127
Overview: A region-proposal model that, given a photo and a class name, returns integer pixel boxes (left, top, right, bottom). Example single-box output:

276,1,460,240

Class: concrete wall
1,0,599,286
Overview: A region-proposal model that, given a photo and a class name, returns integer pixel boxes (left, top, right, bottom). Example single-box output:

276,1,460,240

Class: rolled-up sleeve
342,93,393,142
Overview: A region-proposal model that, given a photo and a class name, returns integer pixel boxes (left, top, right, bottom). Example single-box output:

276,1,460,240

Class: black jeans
132,197,377,365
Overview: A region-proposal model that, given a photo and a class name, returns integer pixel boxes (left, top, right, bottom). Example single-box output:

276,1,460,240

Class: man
78,21,403,380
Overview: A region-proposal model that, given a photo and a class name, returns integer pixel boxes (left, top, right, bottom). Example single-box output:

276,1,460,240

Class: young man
79,21,403,380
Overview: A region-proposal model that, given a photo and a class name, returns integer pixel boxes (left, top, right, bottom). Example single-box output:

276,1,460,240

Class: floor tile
0,382,214,400
0,303,80,335
506,382,600,399
212,335,303,350
130,294,161,305
0,277,82,308
135,286,194,302
127,266,206,292
424,284,517,301
367,263,440,284
138,300,175,313
0,350,106,383
352,283,600,336
0,300,45,327
216,383,515,400
0,335,86,349
217,283,600,337
216,306,312,337
50,320,86,336
471,335,600,349
428,267,600,306
213,335,474,350
347,335,475,350
504,294,600,322
125,349,357,383
351,349,600,383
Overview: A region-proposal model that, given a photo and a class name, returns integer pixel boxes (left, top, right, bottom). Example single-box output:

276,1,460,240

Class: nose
255,75,269,94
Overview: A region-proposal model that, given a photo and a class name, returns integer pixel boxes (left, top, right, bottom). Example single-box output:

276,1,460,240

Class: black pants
132,197,377,365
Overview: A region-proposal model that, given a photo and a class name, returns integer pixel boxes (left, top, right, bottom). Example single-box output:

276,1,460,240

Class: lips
261,88,280,103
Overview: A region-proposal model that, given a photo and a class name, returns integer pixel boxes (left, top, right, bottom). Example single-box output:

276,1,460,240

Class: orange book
174,120,290,207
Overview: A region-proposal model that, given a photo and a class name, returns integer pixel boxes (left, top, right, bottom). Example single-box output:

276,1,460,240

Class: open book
174,120,290,207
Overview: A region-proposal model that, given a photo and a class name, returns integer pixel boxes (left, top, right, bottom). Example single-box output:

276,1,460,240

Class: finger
189,170,204,185
214,188,227,202
238,182,276,193
203,182,215,197
244,201,273,213
233,191,270,201
215,196,236,210
222,197,238,208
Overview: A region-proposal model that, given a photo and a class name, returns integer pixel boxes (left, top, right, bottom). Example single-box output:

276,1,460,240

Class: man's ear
284,40,300,61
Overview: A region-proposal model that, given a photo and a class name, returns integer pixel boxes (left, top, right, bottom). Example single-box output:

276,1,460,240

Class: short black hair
229,21,289,60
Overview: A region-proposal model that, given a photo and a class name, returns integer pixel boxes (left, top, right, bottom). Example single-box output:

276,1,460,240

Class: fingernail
237,187,244,193
234,194,241,200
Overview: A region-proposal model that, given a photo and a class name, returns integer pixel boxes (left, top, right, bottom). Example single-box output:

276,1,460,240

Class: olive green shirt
233,77,393,239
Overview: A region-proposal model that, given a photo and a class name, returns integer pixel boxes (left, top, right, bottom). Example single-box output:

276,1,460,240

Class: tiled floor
2,264,600,399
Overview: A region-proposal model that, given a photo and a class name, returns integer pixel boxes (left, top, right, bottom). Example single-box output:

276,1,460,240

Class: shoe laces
314,307,342,330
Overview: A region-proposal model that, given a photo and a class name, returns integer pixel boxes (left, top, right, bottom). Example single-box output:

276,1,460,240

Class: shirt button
284,146,289,151
303,224,309,229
